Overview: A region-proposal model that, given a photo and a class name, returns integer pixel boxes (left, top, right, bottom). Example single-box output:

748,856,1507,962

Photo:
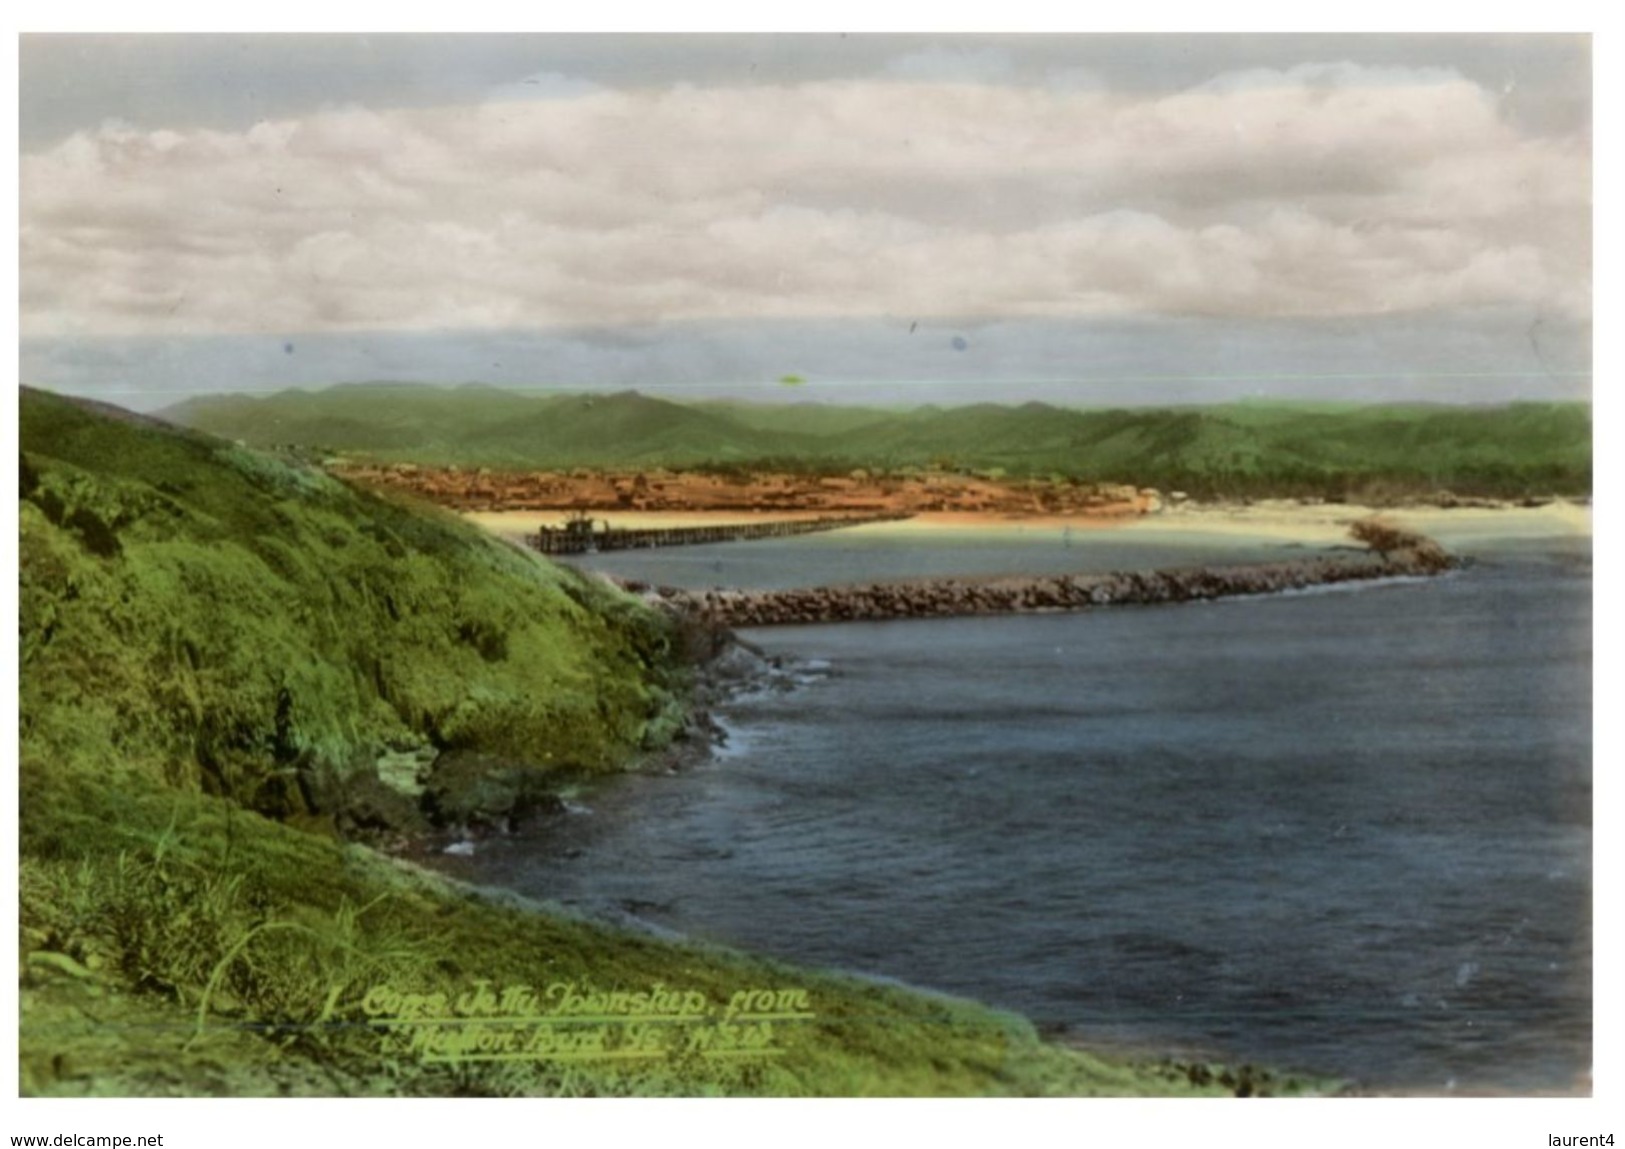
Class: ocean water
551,523,1327,589
445,530,1592,1093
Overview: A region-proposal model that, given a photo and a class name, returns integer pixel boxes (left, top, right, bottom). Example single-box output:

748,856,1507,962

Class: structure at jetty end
526,510,912,554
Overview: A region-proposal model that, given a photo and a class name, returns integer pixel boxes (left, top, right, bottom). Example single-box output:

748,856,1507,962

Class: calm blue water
450,531,1592,1093
553,523,1316,589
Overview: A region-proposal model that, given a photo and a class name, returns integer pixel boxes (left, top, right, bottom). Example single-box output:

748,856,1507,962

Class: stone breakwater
636,541,1457,629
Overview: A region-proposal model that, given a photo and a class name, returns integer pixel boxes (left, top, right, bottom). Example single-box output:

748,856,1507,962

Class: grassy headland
18,386,1287,1097
167,385,1591,503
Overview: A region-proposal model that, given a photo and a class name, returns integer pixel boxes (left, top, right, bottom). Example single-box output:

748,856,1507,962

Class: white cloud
19,63,1590,338
1192,61,1468,94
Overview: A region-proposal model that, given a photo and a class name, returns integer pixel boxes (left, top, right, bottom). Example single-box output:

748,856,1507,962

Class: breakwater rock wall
641,541,1457,629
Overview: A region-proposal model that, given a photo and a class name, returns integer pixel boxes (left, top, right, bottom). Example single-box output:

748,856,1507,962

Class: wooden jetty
526,509,913,555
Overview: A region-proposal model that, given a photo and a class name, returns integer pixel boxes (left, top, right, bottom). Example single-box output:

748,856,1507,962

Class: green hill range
167,384,1592,500
19,385,1284,1097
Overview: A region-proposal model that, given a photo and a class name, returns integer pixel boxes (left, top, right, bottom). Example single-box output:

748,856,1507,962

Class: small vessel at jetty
526,509,912,555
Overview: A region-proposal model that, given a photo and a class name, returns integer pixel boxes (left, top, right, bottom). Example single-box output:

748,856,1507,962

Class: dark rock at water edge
420,749,568,834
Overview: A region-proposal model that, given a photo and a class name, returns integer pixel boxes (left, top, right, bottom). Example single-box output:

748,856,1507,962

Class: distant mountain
166,385,815,467
688,399,900,439
471,390,816,465
163,384,1591,499
165,382,555,455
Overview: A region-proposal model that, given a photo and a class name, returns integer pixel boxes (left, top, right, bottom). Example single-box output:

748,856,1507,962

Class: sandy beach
468,499,1591,552
1129,499,1591,548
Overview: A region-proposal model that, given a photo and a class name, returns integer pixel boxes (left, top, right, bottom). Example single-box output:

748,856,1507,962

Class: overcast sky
18,34,1592,409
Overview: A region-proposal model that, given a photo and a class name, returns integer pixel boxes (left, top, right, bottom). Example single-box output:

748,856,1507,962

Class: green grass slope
19,386,1269,1097
20,386,681,813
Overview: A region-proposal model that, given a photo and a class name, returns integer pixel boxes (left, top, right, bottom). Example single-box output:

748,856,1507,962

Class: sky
17,33,1594,410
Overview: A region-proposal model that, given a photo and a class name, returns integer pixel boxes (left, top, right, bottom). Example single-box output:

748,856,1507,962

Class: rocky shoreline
390,616,793,850
630,528,1458,630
